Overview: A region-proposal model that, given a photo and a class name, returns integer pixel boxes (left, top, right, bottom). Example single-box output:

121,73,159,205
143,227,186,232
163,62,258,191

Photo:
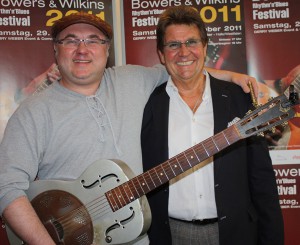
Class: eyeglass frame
163,39,203,51
55,38,110,49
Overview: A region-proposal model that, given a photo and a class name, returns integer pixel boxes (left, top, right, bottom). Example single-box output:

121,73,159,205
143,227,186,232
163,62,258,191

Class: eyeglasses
164,39,202,51
55,38,110,49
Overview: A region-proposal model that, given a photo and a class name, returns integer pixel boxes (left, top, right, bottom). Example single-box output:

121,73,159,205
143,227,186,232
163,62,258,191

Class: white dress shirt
166,70,218,221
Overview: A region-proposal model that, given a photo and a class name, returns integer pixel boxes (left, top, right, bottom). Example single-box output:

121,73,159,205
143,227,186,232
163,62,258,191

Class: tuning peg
248,81,258,108
257,132,265,137
268,97,274,101
281,121,288,127
246,110,252,115
271,127,277,133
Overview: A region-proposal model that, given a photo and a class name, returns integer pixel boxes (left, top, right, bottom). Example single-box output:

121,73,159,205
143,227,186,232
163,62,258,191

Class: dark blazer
141,75,284,245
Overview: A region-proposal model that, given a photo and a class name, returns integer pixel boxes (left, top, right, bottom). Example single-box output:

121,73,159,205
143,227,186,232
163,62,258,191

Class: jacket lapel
210,77,231,134
153,84,170,160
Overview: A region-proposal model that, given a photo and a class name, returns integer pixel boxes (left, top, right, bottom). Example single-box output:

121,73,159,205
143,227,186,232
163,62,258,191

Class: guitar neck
106,124,241,211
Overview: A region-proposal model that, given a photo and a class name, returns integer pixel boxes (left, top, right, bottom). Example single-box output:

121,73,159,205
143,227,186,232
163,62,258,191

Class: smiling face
54,23,110,95
158,24,207,87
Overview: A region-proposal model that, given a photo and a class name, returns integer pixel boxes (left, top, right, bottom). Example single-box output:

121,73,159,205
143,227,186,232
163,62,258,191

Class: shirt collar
166,69,211,102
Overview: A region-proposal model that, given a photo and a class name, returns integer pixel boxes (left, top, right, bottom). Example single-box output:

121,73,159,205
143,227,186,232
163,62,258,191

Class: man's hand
46,63,61,84
231,73,258,97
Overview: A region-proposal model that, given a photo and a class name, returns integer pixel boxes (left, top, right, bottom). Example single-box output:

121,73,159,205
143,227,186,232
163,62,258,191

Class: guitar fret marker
192,148,200,162
154,169,163,184
222,131,230,145
176,158,184,172
122,184,131,202
212,138,219,151
129,181,139,198
184,152,192,167
161,166,169,180
136,178,146,195
168,162,176,175
124,184,135,201
201,142,209,156
142,175,151,190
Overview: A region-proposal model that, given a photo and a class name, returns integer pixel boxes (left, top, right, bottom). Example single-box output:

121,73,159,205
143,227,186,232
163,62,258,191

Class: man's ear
203,44,207,58
158,50,165,64
106,44,110,57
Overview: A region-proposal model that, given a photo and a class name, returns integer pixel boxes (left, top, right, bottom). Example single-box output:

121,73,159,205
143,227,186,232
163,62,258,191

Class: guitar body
6,159,151,245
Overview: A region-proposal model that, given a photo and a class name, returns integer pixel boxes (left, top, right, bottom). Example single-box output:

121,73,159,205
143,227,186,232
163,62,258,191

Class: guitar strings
126,129,232,201
50,194,112,238
45,127,237,239
138,127,238,197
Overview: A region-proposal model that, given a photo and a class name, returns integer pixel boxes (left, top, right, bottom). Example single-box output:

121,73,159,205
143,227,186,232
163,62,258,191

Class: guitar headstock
235,94,298,138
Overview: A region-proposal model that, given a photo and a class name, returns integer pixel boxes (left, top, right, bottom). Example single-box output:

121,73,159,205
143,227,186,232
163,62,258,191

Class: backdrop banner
0,0,300,244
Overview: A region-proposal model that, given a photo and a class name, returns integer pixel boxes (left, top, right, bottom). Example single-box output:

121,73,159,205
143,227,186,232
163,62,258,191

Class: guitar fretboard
106,124,241,211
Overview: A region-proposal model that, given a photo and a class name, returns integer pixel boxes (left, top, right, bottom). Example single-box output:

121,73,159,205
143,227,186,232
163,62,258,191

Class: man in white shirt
142,6,284,245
